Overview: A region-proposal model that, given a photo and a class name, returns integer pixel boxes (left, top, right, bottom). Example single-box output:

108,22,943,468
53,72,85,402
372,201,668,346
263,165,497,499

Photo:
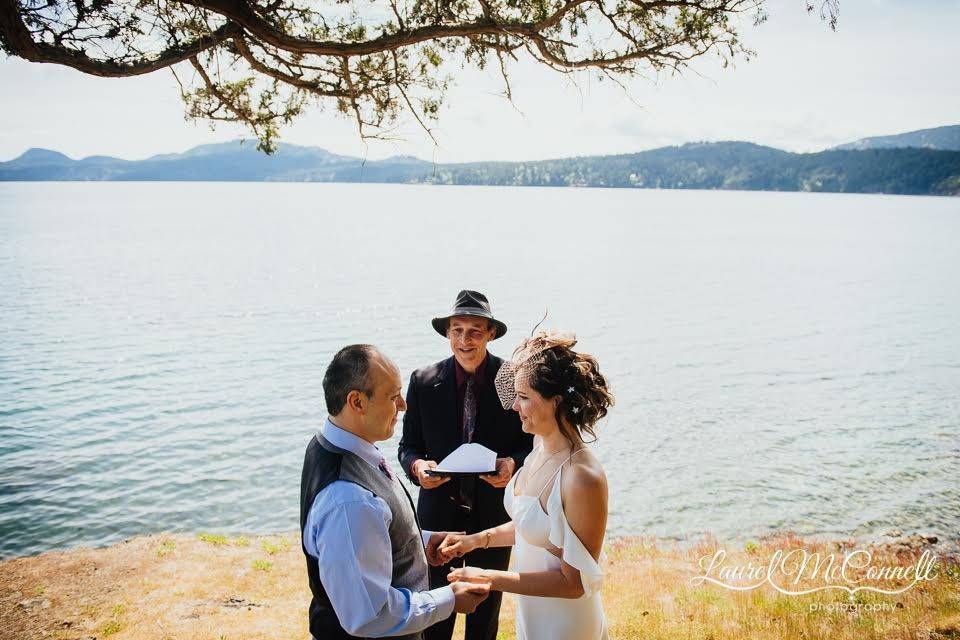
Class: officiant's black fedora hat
432,290,507,340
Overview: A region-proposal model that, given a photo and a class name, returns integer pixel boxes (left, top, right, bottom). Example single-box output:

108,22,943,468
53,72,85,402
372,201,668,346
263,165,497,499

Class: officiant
398,290,534,640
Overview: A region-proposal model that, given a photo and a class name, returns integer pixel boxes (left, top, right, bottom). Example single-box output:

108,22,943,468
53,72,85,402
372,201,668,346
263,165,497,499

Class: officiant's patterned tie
459,376,478,514
463,377,477,443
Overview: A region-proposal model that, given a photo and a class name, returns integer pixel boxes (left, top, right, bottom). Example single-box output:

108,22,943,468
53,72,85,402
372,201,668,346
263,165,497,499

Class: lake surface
1,183,958,559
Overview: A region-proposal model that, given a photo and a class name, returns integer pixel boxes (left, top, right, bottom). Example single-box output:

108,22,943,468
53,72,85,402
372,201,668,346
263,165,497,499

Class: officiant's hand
426,531,463,566
448,566,493,586
413,459,449,489
479,457,515,488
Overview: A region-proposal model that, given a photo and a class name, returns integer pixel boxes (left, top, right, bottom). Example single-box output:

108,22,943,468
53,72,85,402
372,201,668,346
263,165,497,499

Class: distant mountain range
831,124,960,152
2,125,958,196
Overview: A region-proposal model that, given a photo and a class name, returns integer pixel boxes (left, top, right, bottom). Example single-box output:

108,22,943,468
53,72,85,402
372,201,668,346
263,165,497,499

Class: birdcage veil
494,329,577,409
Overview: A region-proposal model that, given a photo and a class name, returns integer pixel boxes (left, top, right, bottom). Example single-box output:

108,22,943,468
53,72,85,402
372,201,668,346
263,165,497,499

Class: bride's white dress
503,451,607,640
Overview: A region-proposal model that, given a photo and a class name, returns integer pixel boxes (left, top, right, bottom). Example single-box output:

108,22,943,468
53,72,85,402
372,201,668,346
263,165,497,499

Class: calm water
1,182,958,559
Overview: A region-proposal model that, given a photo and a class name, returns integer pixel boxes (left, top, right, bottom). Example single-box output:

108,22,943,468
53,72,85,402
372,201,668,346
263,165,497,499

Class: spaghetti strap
513,442,543,495
536,447,588,499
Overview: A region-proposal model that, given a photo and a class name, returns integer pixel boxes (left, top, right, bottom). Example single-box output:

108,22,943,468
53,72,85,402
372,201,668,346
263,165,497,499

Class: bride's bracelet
477,530,491,549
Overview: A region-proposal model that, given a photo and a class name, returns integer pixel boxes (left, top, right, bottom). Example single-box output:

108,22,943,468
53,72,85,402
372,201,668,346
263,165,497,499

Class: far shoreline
1,180,957,199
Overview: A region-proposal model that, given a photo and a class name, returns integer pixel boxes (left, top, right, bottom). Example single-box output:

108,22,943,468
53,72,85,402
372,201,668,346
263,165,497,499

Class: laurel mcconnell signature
690,547,939,597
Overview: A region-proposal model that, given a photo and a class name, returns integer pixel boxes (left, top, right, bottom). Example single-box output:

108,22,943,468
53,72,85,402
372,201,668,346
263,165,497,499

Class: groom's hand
426,531,463,566
451,581,490,614
479,457,515,488
413,459,449,489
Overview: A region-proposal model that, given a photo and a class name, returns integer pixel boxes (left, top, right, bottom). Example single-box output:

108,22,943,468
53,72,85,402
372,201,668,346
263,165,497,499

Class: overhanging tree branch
0,0,242,76
0,0,839,152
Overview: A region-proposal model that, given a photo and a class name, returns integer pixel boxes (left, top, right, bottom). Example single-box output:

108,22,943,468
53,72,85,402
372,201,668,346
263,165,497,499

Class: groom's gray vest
300,432,430,640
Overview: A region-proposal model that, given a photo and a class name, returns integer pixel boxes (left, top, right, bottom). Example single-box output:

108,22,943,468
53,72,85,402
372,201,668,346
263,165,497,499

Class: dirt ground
0,532,315,640
0,532,517,640
2,531,957,640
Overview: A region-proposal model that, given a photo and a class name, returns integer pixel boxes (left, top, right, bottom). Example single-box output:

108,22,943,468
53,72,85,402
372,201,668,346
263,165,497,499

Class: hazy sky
1,0,957,162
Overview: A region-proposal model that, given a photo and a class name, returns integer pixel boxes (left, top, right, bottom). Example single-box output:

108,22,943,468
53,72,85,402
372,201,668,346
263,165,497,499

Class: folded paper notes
424,443,497,476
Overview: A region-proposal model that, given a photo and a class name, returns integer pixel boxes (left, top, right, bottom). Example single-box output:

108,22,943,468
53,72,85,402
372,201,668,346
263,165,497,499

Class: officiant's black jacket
398,354,533,533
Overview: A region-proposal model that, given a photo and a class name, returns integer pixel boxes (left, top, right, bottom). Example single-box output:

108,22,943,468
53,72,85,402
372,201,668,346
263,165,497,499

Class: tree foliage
0,0,838,151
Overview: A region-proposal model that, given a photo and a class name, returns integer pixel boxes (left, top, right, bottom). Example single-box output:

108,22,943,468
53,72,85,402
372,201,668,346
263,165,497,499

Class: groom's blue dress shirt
303,419,455,637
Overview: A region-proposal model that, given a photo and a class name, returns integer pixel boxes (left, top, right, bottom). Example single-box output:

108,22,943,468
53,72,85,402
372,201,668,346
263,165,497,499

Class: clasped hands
428,532,492,584
425,532,492,612
425,531,483,566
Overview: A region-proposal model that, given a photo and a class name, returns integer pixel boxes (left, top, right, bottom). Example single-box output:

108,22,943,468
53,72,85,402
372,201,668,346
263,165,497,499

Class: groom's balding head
323,345,405,442
323,344,379,415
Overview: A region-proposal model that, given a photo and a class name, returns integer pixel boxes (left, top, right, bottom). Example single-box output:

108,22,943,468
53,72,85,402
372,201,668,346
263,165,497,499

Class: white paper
435,443,497,474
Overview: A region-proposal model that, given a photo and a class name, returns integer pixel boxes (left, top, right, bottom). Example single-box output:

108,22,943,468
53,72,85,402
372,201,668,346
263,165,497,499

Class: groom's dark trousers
399,354,533,640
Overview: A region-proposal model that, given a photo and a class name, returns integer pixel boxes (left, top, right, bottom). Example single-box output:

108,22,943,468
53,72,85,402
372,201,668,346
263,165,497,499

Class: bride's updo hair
527,343,614,446
494,330,615,446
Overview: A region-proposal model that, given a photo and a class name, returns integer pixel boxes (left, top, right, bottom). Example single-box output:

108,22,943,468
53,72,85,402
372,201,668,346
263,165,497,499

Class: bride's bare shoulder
561,450,607,500
559,451,608,550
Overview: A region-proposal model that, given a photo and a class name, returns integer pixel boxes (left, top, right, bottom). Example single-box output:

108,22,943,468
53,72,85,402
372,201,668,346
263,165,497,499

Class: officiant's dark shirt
454,353,488,434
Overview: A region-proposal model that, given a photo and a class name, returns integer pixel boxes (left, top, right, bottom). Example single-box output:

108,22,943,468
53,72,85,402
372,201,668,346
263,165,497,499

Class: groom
398,290,534,640
301,344,489,639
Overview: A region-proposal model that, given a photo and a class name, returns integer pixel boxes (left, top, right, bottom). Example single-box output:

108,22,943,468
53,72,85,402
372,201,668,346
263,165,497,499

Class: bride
438,330,614,640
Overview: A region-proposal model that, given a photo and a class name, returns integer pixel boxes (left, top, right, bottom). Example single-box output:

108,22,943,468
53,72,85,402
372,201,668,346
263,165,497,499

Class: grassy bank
1,532,958,640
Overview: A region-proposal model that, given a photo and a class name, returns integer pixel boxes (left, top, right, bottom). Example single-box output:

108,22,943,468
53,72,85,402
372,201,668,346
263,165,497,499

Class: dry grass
0,533,305,640
1,532,957,640
588,533,960,640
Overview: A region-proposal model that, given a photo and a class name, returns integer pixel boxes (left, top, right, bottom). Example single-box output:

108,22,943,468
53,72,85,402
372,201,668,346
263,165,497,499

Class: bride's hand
447,566,493,585
438,532,479,561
